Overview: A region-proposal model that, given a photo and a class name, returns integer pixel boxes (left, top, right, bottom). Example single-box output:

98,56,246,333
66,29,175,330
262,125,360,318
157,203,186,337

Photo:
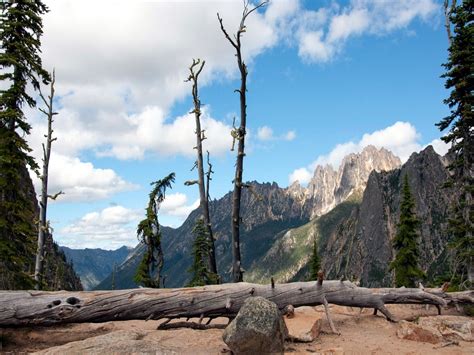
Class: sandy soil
0,304,472,354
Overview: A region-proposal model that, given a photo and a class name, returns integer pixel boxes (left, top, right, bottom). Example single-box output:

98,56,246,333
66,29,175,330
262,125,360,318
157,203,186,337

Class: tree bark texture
34,70,59,290
218,1,268,283
0,280,458,327
187,59,217,275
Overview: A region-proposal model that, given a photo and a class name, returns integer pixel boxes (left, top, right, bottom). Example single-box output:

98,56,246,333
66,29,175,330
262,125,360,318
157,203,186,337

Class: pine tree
187,218,218,287
0,0,51,289
437,0,473,288
134,173,175,288
309,238,321,281
389,174,424,287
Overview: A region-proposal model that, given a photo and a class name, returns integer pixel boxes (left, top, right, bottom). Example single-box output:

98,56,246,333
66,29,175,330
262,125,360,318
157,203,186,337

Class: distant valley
61,246,132,290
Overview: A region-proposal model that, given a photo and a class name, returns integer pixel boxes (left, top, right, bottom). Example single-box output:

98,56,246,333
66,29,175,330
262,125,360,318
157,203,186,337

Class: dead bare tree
444,0,457,45
34,70,63,290
185,59,217,276
218,0,268,283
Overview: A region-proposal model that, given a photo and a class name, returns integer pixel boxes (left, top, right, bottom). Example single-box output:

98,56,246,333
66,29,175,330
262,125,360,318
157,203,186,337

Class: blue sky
26,0,451,249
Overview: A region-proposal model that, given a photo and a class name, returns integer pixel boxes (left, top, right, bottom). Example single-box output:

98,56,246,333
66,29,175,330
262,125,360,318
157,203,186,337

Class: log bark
0,281,449,327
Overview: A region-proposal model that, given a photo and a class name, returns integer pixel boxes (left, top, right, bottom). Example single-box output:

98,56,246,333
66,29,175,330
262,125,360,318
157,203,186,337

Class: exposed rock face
321,146,454,286
250,146,455,288
223,297,287,354
97,146,401,289
289,145,401,218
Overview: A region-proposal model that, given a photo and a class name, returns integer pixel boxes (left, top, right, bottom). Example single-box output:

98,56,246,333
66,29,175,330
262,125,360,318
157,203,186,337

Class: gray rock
223,297,288,354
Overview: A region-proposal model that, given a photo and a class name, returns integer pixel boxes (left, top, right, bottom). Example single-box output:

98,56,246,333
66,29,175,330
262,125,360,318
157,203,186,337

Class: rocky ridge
259,146,455,287
288,145,401,218
96,146,401,289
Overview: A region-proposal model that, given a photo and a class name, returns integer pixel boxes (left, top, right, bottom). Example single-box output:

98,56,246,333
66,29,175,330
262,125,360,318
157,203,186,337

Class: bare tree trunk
218,0,268,283
186,59,217,275
0,280,458,327
34,70,61,290
444,0,457,45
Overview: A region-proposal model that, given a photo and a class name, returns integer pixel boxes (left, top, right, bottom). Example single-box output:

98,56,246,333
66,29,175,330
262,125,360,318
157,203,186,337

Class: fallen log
0,281,447,327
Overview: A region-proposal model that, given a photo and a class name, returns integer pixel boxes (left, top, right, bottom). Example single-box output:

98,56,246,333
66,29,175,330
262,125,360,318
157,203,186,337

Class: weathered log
424,288,474,306
0,281,447,327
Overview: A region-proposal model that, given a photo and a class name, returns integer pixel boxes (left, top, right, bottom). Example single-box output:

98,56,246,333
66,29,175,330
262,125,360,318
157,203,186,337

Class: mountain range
61,246,132,290
92,145,437,289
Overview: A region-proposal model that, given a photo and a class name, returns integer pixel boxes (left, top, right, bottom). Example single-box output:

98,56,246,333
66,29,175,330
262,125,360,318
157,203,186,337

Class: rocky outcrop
289,145,401,218
322,146,454,286
285,306,322,343
223,297,288,354
397,316,473,344
97,146,401,289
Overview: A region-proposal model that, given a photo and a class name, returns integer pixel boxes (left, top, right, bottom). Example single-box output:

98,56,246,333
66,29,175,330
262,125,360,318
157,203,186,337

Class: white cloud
427,138,450,156
289,121,446,185
59,205,142,249
257,126,274,141
57,194,200,248
284,130,296,141
30,153,138,202
160,193,200,219
289,167,313,185
256,126,296,142
33,0,281,161
294,0,438,62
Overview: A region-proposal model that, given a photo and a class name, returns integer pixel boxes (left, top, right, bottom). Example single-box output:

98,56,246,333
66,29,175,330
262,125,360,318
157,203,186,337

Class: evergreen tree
389,174,424,287
187,218,218,287
309,238,321,281
437,0,473,288
134,173,175,288
0,0,51,289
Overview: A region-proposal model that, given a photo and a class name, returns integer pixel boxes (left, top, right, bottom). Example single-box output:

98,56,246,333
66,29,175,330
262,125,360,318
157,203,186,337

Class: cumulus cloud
427,138,450,156
294,0,438,62
289,167,313,185
257,126,274,141
284,130,297,141
160,193,200,219
29,153,137,202
59,206,142,249
256,126,296,142
288,121,448,185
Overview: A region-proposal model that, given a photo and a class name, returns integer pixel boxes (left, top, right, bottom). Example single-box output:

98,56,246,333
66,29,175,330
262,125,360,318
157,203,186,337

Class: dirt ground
1,304,472,354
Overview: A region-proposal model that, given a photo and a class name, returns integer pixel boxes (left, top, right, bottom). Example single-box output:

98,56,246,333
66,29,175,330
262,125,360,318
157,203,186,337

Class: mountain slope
0,164,82,291
273,146,454,287
96,146,401,290
62,246,132,290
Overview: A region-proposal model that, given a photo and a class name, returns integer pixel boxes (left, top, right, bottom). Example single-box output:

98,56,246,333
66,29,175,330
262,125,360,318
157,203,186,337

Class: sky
24,0,452,249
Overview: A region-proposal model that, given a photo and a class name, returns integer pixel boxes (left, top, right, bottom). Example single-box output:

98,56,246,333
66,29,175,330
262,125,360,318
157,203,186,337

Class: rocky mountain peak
290,145,401,218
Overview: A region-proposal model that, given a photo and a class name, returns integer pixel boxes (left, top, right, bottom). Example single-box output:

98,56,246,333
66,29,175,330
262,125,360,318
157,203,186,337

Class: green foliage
187,218,218,287
437,0,473,290
308,237,321,281
389,175,425,287
134,173,175,288
0,0,50,289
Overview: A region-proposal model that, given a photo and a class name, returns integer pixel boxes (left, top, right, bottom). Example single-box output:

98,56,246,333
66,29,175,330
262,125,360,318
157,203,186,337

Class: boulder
222,296,288,354
285,306,322,342
397,316,473,344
